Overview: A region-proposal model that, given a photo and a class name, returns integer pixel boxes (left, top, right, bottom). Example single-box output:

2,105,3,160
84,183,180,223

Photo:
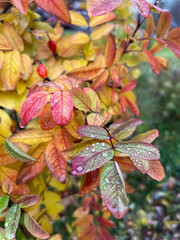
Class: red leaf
10,0,28,14
91,70,108,91
105,34,116,67
147,160,165,181
129,0,149,18
88,0,124,17
97,226,114,240
50,91,73,126
34,0,70,23
125,97,139,116
144,50,161,75
121,81,136,93
95,216,115,228
156,11,171,38
45,140,68,183
20,91,49,127
79,169,100,195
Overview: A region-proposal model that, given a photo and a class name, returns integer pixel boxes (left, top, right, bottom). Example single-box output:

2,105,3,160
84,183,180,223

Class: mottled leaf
100,161,129,219
110,118,143,139
0,195,9,214
78,125,109,139
10,0,28,15
68,66,101,81
34,0,70,23
20,91,49,127
16,194,40,208
50,91,73,126
24,213,50,239
87,113,104,126
5,139,36,162
131,129,159,143
5,204,21,240
72,142,114,175
147,160,165,181
130,0,149,18
88,0,124,17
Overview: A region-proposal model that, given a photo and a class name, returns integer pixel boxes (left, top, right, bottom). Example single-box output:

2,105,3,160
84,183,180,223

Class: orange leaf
79,169,100,195
68,66,102,81
34,0,70,23
16,146,46,184
125,97,139,116
45,140,68,183
105,34,116,67
39,104,57,130
147,160,165,181
73,214,93,227
10,0,28,15
156,11,171,38
91,70,108,91
115,157,136,173
146,14,155,37
144,50,160,75
89,12,116,27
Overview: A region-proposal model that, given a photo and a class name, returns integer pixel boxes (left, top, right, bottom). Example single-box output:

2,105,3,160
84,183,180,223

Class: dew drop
102,152,107,157
77,166,83,172
90,135,94,138
54,99,59,104
105,178,110,184
92,148,95,153
101,143,105,147
5,222,8,227
86,147,89,150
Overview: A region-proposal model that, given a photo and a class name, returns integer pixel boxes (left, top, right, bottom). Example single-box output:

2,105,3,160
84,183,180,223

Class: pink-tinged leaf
110,118,143,139
100,161,129,219
45,139,68,183
125,97,140,116
156,11,171,38
105,34,116,67
115,142,160,161
88,0,124,17
20,91,49,127
131,129,159,143
133,159,149,174
129,0,149,18
50,91,73,126
147,160,165,181
34,0,70,23
10,0,28,14
72,142,114,175
67,66,102,81
24,213,50,239
16,194,40,208
121,81,136,94
87,113,104,126
78,125,109,139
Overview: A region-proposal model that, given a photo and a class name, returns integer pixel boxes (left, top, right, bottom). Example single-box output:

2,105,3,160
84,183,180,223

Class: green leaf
5,204,21,240
16,194,40,208
78,125,110,139
100,161,129,219
5,139,36,162
0,195,9,214
24,213,50,239
72,142,114,175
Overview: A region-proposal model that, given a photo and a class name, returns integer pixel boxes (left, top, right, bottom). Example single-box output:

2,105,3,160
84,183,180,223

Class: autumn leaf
131,129,159,143
78,125,109,139
87,113,104,126
156,11,171,38
147,160,165,181
0,34,12,51
146,14,155,37
100,161,129,219
68,66,101,81
34,0,70,23
20,91,49,127
39,104,57,130
72,142,114,175
88,0,124,17
16,194,40,208
129,0,149,18
70,11,88,27
89,12,116,27
10,0,28,15
50,91,73,126
0,195,9,214
105,34,116,67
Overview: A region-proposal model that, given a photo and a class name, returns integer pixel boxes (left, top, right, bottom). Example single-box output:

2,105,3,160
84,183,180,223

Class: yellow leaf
90,12,116,27
0,91,27,112
26,65,42,88
0,109,13,144
90,23,115,41
46,59,64,80
63,59,87,72
49,234,62,240
38,214,53,234
70,32,89,45
0,34,12,51
70,11,88,27
2,22,24,52
29,21,54,33
21,53,33,80
10,128,53,145
16,79,27,95
0,51,4,69
11,7,29,35
0,50,22,90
